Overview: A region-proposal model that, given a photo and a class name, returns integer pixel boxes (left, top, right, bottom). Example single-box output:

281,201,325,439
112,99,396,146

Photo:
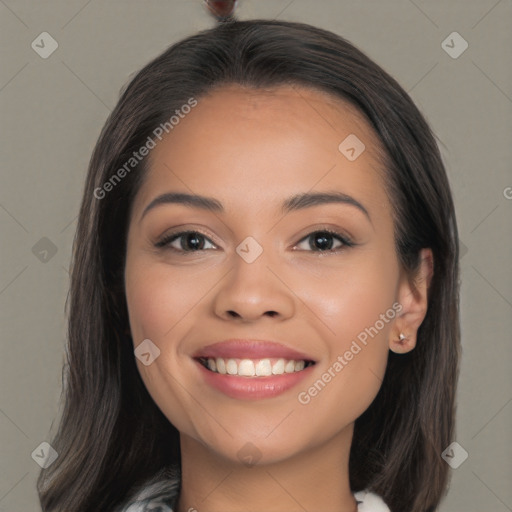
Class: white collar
354,489,391,511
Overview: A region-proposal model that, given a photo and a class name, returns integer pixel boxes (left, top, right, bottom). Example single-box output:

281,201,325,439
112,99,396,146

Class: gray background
1,0,511,510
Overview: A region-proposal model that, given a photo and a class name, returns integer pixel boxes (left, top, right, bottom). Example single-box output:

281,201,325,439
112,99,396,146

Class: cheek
304,250,400,344
124,255,207,436
125,257,202,341
125,271,166,341
295,250,398,412
296,278,394,429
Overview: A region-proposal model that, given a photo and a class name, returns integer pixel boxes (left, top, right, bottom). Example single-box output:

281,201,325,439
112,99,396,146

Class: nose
212,249,296,323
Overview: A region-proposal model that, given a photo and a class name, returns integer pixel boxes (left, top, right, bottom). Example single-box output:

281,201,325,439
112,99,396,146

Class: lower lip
195,359,315,400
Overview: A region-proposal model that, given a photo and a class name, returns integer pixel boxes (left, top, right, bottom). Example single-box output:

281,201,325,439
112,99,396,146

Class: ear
389,248,434,354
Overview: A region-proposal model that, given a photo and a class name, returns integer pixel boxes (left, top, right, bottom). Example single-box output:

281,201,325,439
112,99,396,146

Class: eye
155,228,354,255
294,229,354,253
155,230,217,253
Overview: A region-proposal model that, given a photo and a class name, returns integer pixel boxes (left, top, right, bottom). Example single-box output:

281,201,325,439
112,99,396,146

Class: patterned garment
117,467,390,512
116,468,179,512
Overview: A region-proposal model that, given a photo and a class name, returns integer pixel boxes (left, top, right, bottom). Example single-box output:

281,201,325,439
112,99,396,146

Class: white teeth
216,357,226,374
294,360,305,371
284,360,296,373
255,359,272,376
226,359,238,375
203,357,311,377
272,359,285,375
238,359,255,376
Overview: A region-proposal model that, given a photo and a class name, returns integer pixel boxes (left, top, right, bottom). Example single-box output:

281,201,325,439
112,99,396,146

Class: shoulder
354,489,391,512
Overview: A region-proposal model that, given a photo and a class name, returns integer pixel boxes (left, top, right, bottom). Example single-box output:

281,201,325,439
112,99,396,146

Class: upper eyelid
155,230,209,248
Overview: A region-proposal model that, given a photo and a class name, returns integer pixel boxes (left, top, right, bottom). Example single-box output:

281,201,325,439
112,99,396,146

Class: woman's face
124,84,410,465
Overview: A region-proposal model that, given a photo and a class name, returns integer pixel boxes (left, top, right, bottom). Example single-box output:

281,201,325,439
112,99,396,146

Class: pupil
185,233,203,250
313,232,333,251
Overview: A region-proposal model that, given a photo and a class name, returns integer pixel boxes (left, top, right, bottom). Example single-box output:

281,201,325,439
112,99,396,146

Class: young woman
37,19,461,512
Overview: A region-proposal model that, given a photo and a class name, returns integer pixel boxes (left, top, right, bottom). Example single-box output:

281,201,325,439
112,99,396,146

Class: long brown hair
37,19,461,512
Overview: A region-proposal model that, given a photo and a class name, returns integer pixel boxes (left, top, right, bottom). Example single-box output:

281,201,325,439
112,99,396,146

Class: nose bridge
229,234,275,292
212,233,295,320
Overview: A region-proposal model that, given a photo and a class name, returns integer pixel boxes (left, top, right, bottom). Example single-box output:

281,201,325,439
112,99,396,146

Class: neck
175,425,357,512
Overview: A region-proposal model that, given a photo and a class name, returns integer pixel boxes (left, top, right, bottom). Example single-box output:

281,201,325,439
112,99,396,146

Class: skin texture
124,84,433,512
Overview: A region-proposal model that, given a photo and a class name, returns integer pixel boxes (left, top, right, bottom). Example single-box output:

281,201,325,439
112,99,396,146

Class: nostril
224,310,278,319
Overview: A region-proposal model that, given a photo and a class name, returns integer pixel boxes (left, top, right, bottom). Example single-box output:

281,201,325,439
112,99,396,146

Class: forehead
133,84,390,219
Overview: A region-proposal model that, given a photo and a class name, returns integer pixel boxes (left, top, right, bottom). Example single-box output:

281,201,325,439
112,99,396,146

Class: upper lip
193,339,316,362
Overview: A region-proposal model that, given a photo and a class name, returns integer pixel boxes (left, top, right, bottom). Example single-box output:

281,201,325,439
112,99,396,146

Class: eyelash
154,228,355,255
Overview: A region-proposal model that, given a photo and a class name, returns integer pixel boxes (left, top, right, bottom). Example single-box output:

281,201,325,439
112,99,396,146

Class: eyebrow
140,191,372,224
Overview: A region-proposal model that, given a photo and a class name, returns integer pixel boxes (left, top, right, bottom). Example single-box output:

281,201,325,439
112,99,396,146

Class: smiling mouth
198,357,315,377
197,357,316,377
